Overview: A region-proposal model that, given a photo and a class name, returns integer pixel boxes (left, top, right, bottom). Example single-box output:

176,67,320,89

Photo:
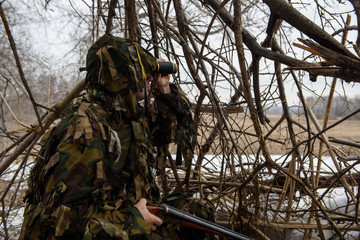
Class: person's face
135,74,153,101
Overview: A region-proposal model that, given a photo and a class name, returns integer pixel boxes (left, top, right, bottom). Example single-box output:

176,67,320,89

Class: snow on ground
2,155,359,239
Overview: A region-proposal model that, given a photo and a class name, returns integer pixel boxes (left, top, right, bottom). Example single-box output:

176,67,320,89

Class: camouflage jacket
19,84,195,240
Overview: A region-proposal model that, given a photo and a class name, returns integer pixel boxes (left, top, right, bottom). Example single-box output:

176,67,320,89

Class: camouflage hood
85,34,158,118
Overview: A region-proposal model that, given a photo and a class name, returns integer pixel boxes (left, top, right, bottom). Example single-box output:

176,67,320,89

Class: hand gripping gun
147,203,254,240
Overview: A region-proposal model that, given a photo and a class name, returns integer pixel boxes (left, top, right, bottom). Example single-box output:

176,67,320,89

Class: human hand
154,59,171,94
135,198,163,231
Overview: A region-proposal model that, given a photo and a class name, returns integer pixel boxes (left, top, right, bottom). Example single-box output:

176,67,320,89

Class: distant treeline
304,96,360,120
265,96,360,120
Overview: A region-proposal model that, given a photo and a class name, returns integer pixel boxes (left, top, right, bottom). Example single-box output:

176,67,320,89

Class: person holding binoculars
18,34,214,240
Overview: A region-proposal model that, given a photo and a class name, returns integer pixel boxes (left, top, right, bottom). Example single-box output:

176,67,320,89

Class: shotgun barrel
147,203,254,240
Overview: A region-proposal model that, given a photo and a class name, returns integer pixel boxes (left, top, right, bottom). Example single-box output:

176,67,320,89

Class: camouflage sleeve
151,84,196,166
83,205,150,239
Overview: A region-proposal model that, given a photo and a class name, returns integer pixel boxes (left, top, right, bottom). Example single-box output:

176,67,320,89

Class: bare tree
1,0,360,239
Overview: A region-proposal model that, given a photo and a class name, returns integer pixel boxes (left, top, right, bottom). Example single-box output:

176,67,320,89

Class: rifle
147,203,254,240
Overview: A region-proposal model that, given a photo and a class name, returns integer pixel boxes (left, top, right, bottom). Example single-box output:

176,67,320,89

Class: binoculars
156,62,178,75
80,61,178,75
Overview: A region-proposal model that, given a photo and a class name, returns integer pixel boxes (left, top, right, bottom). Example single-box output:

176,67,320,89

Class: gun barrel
150,203,253,240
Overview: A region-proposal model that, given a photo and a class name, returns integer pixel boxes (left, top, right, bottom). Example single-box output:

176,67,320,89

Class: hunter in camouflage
18,34,200,239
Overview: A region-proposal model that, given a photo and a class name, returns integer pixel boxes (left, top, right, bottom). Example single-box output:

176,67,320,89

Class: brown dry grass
266,114,360,155
3,113,359,158
193,113,360,156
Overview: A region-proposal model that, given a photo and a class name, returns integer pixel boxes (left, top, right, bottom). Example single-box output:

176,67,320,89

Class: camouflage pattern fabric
85,34,158,119
151,84,196,167
19,34,197,240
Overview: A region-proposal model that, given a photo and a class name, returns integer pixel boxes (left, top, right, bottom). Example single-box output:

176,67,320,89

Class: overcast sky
5,0,360,107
